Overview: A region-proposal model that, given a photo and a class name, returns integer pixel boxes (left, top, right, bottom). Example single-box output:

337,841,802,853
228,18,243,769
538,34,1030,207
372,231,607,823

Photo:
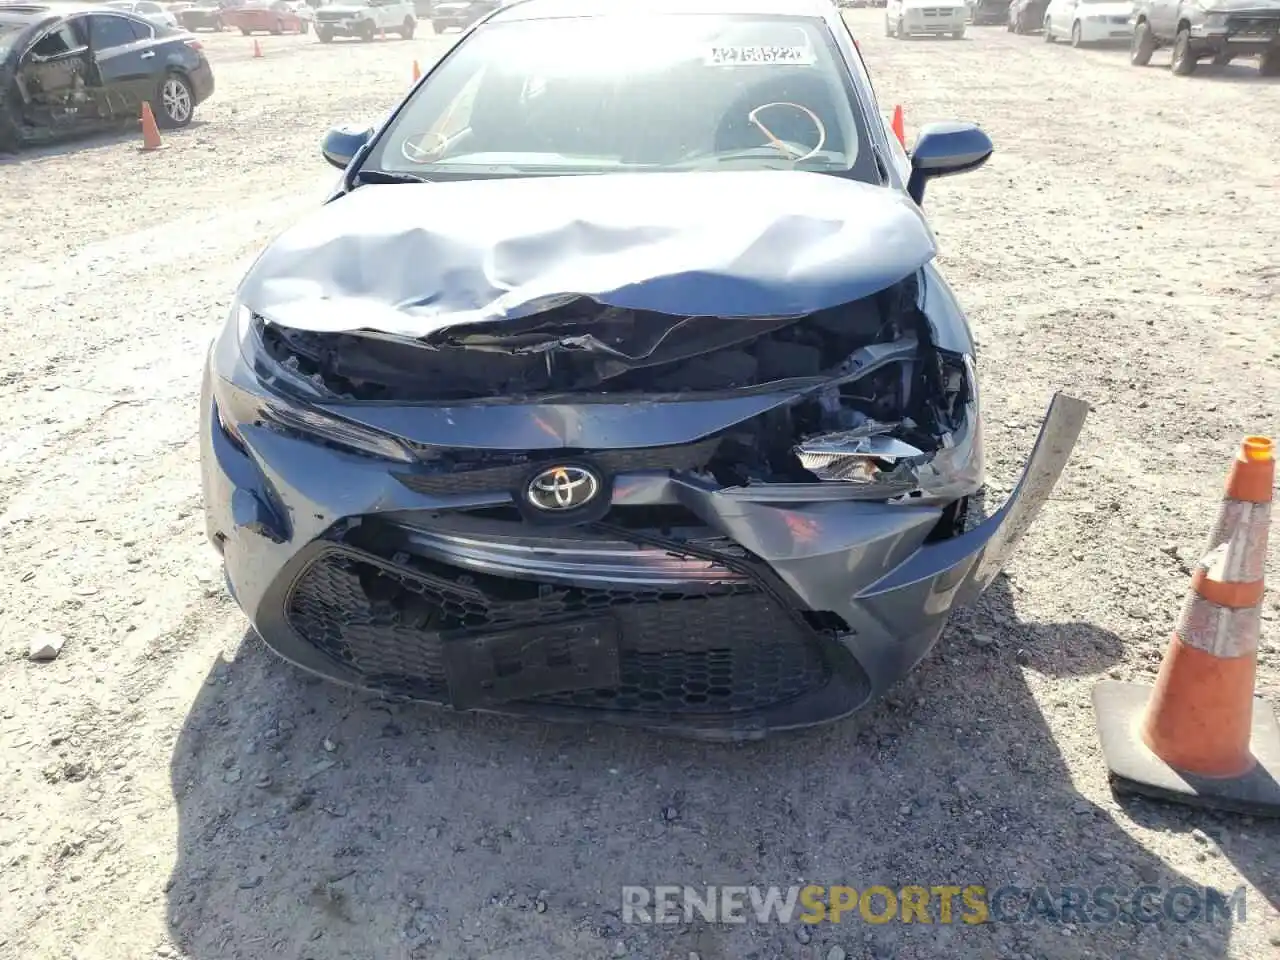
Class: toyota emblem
526,465,602,512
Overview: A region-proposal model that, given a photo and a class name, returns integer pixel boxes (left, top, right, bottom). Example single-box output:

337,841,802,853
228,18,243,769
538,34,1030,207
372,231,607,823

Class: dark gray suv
1131,0,1280,75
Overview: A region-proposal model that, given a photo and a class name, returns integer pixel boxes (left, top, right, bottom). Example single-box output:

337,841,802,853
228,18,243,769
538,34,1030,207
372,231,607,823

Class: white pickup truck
314,0,417,41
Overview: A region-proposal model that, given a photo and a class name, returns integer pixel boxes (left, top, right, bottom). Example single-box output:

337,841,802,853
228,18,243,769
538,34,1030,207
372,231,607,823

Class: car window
90,13,147,47
138,2,163,12
365,14,872,182
30,21,85,58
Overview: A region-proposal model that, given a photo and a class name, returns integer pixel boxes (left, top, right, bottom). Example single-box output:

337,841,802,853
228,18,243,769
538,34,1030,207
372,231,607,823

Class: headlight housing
222,301,417,463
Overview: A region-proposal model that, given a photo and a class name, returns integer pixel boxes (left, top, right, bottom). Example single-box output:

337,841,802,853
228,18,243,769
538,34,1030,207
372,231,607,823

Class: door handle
140,50,156,59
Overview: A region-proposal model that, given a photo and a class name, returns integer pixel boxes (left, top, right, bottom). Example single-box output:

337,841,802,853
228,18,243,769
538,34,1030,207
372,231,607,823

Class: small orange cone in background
412,59,421,82
139,102,163,152
253,38,263,58
1093,436,1280,817
890,104,905,148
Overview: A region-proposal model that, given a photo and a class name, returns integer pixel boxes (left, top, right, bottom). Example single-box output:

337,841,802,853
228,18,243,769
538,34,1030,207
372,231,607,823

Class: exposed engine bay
256,273,973,490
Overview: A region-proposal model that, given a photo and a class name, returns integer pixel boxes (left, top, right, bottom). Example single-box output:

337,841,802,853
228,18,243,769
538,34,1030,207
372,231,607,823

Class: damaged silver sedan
199,0,1087,738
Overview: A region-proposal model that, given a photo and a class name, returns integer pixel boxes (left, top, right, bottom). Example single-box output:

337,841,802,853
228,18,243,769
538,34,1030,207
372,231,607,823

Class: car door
13,17,94,131
1055,0,1077,32
86,13,157,119
1043,0,1063,32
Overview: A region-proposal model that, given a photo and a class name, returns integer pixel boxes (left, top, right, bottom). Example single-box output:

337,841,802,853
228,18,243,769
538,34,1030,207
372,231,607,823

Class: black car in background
0,2,214,150
178,0,241,30
430,0,497,30
1006,0,1046,31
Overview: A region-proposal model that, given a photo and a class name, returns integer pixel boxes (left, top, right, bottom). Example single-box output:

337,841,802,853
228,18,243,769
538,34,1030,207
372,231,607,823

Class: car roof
487,0,838,25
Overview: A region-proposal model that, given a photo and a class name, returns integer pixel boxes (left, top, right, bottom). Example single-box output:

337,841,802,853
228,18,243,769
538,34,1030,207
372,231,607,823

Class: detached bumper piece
281,534,867,739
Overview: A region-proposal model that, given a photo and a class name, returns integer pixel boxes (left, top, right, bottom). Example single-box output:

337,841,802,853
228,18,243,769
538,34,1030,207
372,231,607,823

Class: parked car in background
0,1,215,151
313,0,415,40
885,0,966,37
105,0,179,27
223,0,308,32
967,0,1009,23
177,0,239,29
1007,0,1047,31
430,0,498,30
1042,0,1133,45
1131,0,1280,74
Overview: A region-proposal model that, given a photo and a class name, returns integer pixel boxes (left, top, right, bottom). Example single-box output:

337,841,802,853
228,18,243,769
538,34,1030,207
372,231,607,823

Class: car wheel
1042,17,1054,40
359,19,375,40
432,18,445,32
239,26,250,35
895,17,906,38
154,72,194,129
1130,18,1155,65
214,18,224,31
1261,48,1280,76
270,19,283,34
399,15,415,38
1170,25,1196,75
300,20,309,33
318,27,333,41
1070,20,1083,46
952,29,964,38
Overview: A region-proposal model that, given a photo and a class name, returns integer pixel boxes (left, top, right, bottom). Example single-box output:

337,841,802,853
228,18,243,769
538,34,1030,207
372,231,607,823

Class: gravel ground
2,13,1279,960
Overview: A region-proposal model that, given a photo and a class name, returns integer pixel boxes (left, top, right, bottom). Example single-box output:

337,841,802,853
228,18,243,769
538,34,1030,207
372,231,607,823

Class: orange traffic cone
890,105,905,148
253,38,263,58
139,102,163,152
412,59,421,82
1093,436,1280,817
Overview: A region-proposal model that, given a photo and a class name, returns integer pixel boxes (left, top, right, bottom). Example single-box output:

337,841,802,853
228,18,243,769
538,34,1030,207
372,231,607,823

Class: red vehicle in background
222,0,309,33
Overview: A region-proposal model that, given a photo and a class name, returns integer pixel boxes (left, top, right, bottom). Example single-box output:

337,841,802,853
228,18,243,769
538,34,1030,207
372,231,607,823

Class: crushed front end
200,173,1087,738
202,276,1085,740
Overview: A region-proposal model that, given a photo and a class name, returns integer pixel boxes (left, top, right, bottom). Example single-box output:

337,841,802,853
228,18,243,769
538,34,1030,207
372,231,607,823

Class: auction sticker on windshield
704,45,816,66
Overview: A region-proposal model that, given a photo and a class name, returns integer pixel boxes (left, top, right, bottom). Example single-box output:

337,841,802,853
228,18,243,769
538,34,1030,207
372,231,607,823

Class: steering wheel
747,101,827,163
400,130,450,164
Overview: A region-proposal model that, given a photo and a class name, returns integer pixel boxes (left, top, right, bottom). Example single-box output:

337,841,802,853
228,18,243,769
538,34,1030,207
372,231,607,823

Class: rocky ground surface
1,12,1278,960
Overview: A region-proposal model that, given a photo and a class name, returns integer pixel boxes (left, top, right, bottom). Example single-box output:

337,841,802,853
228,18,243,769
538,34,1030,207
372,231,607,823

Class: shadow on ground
165,574,1273,959
0,120,210,164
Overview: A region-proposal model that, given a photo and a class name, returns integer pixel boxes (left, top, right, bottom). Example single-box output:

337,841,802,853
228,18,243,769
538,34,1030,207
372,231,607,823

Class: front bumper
903,13,967,34
314,17,372,34
200,346,1087,740
1078,16,1134,42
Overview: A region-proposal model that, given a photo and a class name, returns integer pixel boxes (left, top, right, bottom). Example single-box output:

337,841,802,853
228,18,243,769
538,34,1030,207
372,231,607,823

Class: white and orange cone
1093,436,1280,816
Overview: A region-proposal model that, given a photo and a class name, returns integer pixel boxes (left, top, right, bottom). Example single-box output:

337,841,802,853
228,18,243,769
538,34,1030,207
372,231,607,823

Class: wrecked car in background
200,0,1088,739
0,2,214,152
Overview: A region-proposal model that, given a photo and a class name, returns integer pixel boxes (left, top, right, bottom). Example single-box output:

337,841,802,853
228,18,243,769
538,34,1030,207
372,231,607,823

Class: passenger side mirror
321,123,374,169
906,121,993,206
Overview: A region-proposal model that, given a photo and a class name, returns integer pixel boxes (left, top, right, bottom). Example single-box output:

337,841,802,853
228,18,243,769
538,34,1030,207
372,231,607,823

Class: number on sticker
705,45,813,66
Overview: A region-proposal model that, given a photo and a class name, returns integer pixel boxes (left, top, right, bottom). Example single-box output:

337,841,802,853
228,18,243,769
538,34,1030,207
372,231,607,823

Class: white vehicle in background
885,0,967,37
313,0,416,40
1042,0,1134,45
105,0,182,27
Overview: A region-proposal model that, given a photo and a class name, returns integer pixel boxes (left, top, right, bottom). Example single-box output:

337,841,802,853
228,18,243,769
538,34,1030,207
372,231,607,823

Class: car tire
1042,17,1054,40
359,19,375,40
399,15,415,38
952,29,964,38
318,27,333,41
153,71,194,130
1170,25,1196,75
895,18,906,38
270,20,283,34
432,18,445,32
239,26,250,35
1261,48,1280,76
1130,18,1155,65
300,20,309,33
214,18,224,31
1070,20,1083,46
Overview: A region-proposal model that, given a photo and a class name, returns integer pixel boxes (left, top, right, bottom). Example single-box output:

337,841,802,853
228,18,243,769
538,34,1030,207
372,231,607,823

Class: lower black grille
285,547,830,716
1227,15,1280,35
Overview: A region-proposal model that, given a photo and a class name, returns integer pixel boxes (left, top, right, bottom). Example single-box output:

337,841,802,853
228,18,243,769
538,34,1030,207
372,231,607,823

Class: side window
138,1,162,11
89,14,146,49
30,22,86,58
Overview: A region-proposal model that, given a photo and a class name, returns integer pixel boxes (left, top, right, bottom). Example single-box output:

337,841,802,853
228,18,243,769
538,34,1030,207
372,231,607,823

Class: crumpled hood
236,170,938,339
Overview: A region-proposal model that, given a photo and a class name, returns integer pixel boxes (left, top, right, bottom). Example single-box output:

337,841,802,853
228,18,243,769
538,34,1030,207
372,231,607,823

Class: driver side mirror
321,123,374,170
906,121,993,206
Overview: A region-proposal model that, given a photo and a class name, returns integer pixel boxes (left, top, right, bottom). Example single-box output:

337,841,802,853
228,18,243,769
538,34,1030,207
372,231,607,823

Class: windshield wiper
352,169,432,186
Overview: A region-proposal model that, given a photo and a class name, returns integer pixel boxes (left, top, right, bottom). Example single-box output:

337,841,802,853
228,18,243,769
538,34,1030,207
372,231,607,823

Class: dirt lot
2,11,1279,960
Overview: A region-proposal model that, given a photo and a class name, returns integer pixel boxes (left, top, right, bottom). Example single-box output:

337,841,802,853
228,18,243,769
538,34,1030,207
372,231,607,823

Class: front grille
286,546,830,716
394,436,723,497
1226,15,1280,35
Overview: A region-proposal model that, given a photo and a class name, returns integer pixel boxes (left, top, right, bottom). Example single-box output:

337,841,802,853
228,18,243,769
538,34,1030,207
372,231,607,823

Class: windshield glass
361,14,870,181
